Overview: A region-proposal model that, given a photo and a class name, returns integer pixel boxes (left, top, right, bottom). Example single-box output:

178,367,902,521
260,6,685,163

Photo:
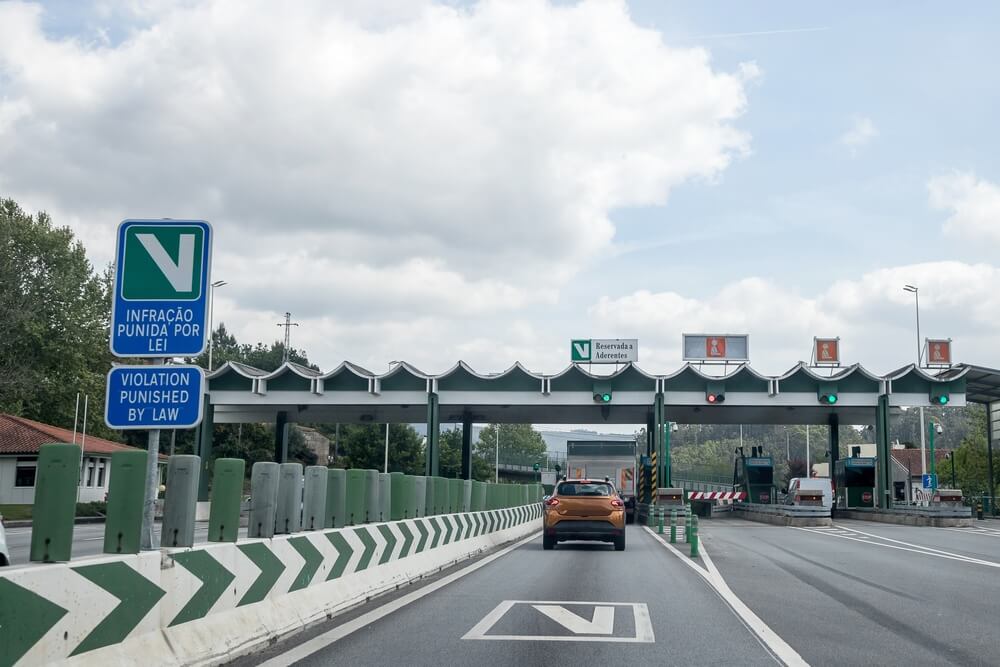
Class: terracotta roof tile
0,414,148,456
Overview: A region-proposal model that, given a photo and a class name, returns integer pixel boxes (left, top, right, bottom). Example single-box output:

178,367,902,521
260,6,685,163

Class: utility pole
806,425,811,476
276,312,299,362
495,426,500,483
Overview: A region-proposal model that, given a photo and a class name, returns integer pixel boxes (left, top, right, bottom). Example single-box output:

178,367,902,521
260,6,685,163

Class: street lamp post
207,280,227,371
495,425,500,483
903,284,928,479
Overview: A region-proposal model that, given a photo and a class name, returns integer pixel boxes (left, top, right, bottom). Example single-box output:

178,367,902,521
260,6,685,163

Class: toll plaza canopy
205,360,969,427
197,359,984,499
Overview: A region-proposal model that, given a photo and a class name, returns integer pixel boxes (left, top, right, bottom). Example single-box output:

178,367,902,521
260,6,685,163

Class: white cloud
0,0,754,322
928,171,1000,244
839,115,878,155
589,261,1000,375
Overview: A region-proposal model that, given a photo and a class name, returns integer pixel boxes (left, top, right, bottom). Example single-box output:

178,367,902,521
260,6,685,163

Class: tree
0,199,115,438
191,323,314,372
439,427,464,479
335,423,425,474
473,424,546,481
784,459,808,489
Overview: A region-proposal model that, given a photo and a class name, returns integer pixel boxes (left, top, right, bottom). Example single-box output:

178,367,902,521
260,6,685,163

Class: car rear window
557,482,614,497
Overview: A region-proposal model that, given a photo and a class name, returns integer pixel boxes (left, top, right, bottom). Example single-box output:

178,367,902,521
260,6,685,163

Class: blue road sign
105,365,205,429
110,219,213,357
922,473,938,489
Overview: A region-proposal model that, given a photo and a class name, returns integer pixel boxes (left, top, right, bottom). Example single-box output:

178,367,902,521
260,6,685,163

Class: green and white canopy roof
205,360,970,426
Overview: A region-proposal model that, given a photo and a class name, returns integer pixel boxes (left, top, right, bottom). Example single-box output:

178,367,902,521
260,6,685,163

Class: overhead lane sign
683,334,749,362
571,339,638,363
111,219,213,357
105,365,205,429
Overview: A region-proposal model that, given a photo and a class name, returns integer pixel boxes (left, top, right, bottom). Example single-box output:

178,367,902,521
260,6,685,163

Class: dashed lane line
644,526,807,667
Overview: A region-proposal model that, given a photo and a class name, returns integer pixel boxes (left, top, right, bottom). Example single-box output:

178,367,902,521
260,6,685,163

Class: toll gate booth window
845,466,875,487
557,482,614,497
746,467,773,485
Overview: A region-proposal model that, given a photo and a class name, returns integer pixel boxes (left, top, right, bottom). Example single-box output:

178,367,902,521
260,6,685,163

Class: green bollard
657,506,664,534
390,472,406,520
690,515,700,558
326,468,346,528
345,469,366,525
449,478,464,514
471,480,486,512
685,512,692,543
103,450,147,554
208,458,245,542
412,476,427,517
434,477,449,515
669,510,677,543
31,443,82,562
647,504,655,527
424,475,436,515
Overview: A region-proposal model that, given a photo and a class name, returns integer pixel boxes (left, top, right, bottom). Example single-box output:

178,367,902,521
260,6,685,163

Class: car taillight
545,498,560,507
794,495,801,503
611,499,624,508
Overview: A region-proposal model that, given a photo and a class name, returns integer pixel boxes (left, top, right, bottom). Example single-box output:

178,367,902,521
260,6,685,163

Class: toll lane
700,517,1000,666
241,526,780,666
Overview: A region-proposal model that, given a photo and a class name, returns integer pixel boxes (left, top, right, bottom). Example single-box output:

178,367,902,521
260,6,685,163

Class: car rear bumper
546,520,623,541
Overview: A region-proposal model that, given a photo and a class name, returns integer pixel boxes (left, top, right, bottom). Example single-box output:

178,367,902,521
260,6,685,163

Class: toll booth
834,456,876,509
733,448,775,504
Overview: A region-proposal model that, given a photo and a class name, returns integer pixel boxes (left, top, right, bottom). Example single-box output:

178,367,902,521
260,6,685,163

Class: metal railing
672,463,732,485
497,450,566,471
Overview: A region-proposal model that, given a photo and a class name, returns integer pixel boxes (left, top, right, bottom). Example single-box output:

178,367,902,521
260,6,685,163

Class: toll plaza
732,447,776,504
835,456,877,509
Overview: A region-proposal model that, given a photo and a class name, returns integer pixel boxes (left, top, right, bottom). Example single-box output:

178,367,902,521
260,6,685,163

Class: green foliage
439,427,464,478
0,199,115,438
330,423,425,474
192,323,314,372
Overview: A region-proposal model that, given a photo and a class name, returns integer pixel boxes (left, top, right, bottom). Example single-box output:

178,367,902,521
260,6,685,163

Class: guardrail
885,503,973,518
735,502,831,519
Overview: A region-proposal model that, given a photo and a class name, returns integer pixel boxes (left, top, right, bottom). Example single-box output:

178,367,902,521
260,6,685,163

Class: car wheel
614,534,625,551
543,535,555,550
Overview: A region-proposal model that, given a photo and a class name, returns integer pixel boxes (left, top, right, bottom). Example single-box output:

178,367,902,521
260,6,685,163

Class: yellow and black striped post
650,451,658,499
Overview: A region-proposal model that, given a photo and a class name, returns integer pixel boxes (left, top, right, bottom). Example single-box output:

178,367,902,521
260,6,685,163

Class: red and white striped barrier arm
687,491,747,501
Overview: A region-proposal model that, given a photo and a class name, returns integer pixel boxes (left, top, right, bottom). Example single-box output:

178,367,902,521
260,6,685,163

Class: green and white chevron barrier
0,503,542,667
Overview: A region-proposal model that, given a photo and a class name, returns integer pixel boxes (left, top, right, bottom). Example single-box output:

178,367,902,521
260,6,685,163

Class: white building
0,413,154,505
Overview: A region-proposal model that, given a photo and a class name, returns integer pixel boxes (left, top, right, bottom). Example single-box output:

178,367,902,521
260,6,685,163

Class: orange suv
542,479,626,551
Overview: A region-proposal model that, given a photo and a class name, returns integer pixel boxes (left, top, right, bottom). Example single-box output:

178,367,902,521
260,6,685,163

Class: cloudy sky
2,0,999,377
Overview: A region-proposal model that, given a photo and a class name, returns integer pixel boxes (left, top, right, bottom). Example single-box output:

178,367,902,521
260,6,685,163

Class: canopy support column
196,395,214,501
425,393,440,476
655,391,668,488
828,412,840,484
274,411,289,464
875,396,891,508
461,412,473,480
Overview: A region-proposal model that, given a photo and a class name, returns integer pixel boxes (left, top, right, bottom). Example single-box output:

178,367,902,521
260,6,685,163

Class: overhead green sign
571,339,591,362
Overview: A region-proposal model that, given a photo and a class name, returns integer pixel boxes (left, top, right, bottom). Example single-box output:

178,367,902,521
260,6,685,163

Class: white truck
565,440,637,524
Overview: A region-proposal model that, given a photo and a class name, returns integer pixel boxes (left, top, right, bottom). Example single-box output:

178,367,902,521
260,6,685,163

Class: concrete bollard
249,462,279,538
302,465,328,531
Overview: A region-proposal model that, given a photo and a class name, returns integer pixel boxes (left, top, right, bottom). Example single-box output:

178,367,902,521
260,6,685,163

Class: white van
785,477,833,509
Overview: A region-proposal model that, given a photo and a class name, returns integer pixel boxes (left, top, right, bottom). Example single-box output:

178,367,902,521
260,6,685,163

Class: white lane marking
463,601,653,643
644,527,807,667
257,532,541,667
793,527,1000,568
532,604,615,635
941,526,1000,538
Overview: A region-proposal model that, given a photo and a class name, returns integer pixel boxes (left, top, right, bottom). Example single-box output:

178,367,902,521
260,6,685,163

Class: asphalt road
238,516,1000,667
3,521,249,564
701,516,1000,666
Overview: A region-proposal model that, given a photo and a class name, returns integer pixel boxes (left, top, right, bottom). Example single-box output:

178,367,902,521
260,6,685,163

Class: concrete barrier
0,503,543,667
839,508,973,527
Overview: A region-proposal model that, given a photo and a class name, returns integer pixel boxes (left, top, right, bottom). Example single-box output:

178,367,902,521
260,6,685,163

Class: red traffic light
706,392,725,403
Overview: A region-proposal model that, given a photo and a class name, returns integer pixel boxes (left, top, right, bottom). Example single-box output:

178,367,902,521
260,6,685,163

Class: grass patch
0,504,33,521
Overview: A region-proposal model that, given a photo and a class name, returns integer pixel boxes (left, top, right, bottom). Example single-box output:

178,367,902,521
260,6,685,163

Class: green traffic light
602,393,612,403
937,395,949,405
827,394,838,404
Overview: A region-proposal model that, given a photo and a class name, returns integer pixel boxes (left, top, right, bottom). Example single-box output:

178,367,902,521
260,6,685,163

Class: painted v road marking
533,605,614,635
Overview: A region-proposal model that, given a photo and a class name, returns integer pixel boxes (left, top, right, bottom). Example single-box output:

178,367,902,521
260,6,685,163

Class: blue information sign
110,219,213,357
105,366,205,429
921,473,938,489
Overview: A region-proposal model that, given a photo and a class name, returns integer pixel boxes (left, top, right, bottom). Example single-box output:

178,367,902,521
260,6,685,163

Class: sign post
108,219,213,550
